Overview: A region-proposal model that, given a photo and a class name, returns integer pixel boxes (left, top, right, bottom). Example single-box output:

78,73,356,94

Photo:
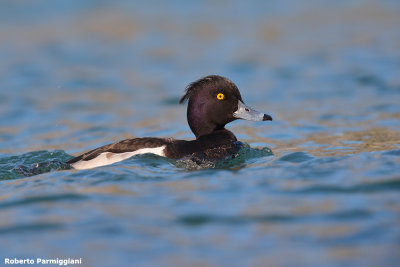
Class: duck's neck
188,113,222,139
187,98,222,139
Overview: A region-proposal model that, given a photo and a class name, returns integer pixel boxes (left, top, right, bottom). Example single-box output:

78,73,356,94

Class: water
1,0,400,266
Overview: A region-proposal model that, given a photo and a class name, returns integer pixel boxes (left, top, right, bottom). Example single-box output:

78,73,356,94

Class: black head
180,75,272,138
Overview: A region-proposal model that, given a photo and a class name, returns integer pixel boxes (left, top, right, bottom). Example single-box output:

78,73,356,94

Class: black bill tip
263,114,273,121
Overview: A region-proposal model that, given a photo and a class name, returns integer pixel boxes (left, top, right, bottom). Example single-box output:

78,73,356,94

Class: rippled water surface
1,0,400,266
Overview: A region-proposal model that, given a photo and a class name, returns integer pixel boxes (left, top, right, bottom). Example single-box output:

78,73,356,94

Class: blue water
1,0,400,266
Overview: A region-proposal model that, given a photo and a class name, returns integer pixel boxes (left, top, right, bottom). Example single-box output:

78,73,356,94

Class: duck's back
66,137,170,169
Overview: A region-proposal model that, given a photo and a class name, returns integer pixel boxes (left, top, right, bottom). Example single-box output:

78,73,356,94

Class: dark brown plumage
67,75,272,169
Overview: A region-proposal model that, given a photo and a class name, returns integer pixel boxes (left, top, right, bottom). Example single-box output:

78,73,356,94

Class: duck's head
179,75,272,138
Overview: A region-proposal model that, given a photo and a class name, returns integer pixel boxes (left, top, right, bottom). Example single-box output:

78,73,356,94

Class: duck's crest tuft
179,75,227,104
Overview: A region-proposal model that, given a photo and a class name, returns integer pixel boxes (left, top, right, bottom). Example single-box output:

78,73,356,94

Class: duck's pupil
245,108,249,111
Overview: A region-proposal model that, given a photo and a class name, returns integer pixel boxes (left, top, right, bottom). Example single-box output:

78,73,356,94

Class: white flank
71,146,166,170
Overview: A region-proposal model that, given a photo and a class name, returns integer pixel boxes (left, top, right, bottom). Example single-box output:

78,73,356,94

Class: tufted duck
66,75,272,169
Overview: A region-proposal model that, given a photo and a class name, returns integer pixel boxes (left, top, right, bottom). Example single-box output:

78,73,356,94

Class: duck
66,75,272,170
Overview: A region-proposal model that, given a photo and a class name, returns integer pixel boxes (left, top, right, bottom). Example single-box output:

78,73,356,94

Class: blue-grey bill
233,101,272,121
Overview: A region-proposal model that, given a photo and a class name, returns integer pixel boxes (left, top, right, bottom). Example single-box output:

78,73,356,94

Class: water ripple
295,177,400,194
177,209,372,226
0,223,64,235
0,193,86,210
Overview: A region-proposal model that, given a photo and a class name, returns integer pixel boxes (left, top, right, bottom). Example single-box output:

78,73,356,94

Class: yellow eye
217,93,225,100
